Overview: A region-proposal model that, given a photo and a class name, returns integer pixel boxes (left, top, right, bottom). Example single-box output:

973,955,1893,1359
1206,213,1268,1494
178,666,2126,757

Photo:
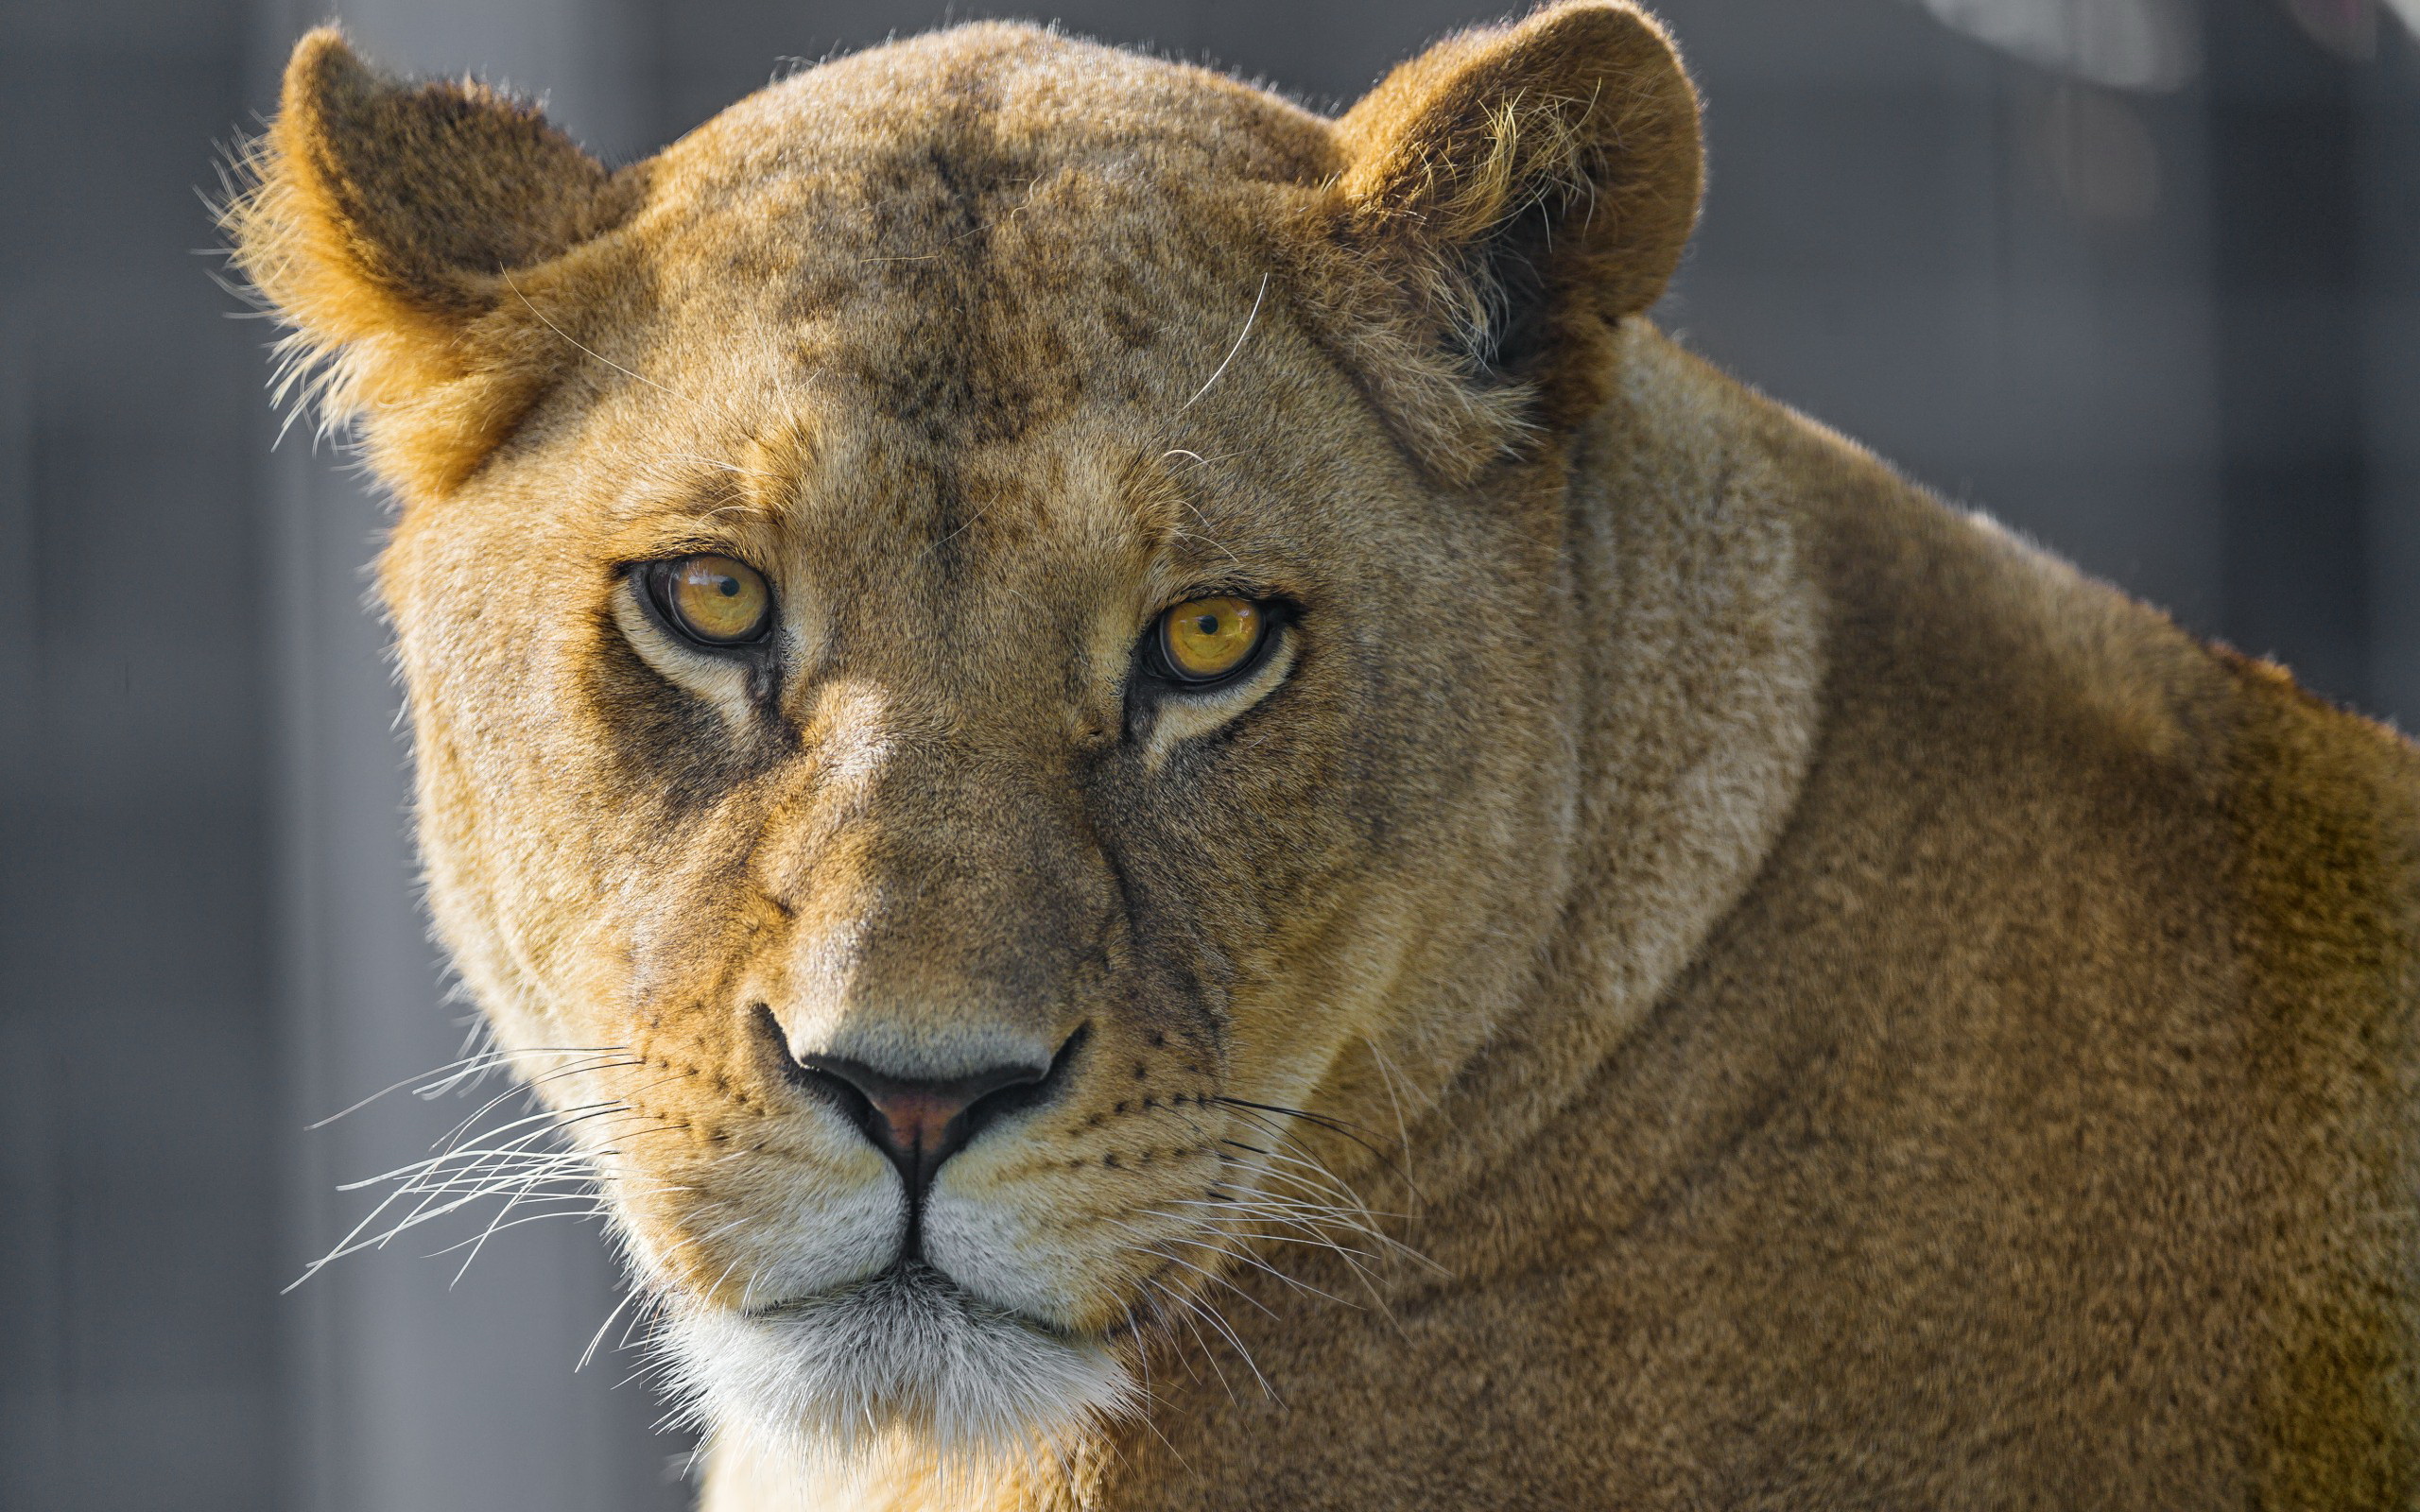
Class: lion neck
1350,321,1827,1279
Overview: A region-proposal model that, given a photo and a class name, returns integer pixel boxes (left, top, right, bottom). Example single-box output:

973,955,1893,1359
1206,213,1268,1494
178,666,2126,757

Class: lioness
228,4,2420,1506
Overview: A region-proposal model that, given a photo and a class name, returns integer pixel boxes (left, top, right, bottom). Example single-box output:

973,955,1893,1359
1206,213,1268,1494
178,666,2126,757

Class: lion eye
1153,595,1265,684
648,555,773,646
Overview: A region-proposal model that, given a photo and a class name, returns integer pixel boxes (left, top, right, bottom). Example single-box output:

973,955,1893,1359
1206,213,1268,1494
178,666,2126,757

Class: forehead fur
612,25,1339,449
664,23,1338,209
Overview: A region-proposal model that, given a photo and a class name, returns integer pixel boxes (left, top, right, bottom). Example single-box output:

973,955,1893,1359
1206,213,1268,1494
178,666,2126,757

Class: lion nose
788,1044,1063,1194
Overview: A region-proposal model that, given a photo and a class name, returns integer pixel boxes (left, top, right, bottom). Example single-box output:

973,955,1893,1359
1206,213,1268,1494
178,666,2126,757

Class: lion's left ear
224,28,649,498
1322,2,1703,475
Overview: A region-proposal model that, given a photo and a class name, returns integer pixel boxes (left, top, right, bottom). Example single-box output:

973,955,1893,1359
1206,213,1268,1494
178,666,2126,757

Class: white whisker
1180,271,1270,411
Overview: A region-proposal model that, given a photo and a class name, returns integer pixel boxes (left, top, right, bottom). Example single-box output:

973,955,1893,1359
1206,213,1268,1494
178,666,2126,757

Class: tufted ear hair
1321,1,1703,478
222,28,648,498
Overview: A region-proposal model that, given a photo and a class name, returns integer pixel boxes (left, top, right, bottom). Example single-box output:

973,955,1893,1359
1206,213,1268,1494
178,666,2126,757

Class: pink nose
865,1085,965,1161
789,1048,1057,1194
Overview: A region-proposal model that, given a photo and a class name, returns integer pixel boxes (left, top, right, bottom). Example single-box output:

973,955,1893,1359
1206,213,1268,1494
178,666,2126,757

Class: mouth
752,1258,1075,1339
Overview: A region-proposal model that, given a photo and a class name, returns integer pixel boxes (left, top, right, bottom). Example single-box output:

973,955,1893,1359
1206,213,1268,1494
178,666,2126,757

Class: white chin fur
659,1265,1134,1477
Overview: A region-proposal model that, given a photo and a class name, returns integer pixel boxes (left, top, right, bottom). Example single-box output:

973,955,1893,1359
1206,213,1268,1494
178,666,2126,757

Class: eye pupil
651,554,771,646
1157,595,1266,684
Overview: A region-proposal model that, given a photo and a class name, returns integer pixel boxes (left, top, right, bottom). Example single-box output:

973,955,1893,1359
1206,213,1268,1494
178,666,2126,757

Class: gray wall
2,2,2411,1508
3,4,282,1503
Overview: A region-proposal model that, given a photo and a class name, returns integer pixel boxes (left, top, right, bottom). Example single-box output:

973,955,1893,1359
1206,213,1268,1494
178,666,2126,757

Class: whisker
1209,1094,1396,1167
306,1044,629,1128
502,269,694,408
1123,1218,1360,1308
1143,1262,1281,1403
1180,271,1270,411
1137,1275,1241,1407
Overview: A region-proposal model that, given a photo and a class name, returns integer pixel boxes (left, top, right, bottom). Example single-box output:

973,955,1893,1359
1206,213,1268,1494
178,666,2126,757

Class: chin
656,1263,1138,1476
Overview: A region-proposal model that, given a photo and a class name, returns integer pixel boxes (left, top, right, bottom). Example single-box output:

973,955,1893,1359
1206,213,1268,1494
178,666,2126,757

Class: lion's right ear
222,28,647,497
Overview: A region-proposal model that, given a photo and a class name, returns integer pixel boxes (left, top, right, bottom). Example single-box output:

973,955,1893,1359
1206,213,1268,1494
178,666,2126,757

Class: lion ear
1325,1,1703,474
223,27,647,497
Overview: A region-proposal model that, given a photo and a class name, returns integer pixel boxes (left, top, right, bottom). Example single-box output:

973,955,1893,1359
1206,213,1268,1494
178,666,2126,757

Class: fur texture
225,5,2420,1508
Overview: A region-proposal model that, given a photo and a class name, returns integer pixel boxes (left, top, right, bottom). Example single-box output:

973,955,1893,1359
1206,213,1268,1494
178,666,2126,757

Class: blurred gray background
1,0,2413,1506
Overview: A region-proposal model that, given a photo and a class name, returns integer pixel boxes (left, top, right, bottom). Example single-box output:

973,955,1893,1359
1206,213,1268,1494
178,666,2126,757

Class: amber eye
1152,595,1267,685
648,555,772,646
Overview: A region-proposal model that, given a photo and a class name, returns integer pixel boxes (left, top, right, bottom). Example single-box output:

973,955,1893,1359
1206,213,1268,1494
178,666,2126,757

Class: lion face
232,4,1700,1471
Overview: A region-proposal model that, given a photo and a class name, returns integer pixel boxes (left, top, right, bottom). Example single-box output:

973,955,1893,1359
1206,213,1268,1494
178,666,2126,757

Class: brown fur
226,6,2420,1507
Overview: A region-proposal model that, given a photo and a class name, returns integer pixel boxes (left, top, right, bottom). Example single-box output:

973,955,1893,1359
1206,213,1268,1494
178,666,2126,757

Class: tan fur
227,6,2420,1506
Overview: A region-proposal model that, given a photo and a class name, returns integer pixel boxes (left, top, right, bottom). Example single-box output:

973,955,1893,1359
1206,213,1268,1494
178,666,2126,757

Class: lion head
227,1,1702,1478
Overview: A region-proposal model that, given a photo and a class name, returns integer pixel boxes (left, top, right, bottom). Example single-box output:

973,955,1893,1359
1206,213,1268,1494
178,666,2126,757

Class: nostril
788,1058,884,1145
959,1022,1088,1143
